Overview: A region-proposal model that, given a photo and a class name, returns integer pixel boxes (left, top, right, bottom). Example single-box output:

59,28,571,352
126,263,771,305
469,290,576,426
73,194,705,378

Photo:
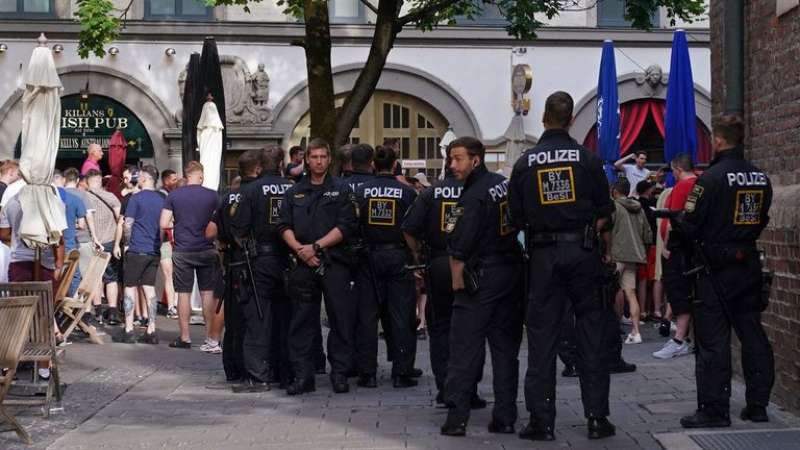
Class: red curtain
583,99,711,163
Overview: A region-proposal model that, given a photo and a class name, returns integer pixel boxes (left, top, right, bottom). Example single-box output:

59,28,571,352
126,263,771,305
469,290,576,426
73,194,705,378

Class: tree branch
359,0,379,15
399,0,462,25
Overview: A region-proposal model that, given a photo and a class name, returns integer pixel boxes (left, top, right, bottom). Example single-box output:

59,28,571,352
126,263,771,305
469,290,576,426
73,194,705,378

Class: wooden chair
0,296,38,445
0,282,62,418
55,251,110,345
54,250,81,304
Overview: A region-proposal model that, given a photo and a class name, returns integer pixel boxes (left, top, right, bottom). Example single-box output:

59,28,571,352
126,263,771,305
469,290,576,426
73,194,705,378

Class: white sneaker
624,333,642,344
652,339,690,359
200,339,221,354
37,368,51,380
620,316,633,325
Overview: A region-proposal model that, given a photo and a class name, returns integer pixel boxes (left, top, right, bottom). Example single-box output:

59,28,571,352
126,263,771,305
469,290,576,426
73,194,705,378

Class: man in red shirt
653,153,697,359
81,143,103,176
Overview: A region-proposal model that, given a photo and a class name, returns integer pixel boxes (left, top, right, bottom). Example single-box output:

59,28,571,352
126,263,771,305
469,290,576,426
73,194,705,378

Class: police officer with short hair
215,170,247,385
439,136,523,437
354,145,418,388
509,91,616,441
343,144,375,191
278,138,359,395
229,147,293,392
678,114,774,428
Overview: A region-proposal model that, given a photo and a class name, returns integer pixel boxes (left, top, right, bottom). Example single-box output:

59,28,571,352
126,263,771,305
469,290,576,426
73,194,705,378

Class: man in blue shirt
113,166,165,344
55,170,87,296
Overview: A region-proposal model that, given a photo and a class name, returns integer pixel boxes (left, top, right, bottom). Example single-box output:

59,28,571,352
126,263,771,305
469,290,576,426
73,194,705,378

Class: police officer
215,173,246,385
354,145,417,388
278,138,359,395
343,144,375,191
678,114,774,428
230,147,293,393
402,157,488,408
508,91,616,441
439,136,523,437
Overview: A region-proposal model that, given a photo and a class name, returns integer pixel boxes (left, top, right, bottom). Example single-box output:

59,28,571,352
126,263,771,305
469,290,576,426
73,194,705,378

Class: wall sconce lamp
52,44,64,53
165,48,176,57
109,46,119,56
0,44,7,53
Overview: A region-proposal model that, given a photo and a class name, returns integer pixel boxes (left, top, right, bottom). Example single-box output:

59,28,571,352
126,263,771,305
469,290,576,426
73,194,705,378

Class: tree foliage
75,0,706,155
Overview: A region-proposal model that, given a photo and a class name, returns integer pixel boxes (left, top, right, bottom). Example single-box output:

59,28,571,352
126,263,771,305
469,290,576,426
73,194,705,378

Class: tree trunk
333,0,401,147
303,0,337,147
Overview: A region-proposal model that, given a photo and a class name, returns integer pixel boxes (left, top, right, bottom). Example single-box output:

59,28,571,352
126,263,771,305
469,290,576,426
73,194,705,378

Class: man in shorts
113,166,164,344
160,161,221,350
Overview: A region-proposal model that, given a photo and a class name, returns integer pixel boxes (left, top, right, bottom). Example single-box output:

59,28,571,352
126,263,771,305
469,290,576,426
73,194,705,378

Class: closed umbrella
107,130,127,200
664,30,698,186
503,114,526,171
438,128,456,180
181,53,202,167
199,37,227,190
18,34,67,250
197,96,224,191
596,40,620,182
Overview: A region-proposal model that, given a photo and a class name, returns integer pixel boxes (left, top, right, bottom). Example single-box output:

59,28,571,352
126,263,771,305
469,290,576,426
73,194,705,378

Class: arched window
291,91,449,178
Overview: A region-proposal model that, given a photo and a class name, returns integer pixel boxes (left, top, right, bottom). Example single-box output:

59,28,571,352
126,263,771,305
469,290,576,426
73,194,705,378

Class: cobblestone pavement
2,316,799,450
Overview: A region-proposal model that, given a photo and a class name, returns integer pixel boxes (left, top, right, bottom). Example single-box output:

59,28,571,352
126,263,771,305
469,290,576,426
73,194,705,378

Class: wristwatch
312,242,322,253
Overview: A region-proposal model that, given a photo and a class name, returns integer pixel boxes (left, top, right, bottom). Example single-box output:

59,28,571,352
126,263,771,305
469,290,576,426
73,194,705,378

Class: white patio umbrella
18,34,66,249
438,127,457,180
197,97,224,191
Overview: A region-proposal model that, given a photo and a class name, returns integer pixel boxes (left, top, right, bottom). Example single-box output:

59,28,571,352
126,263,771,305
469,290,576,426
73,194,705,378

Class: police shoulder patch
294,193,305,199
685,185,703,213
228,202,238,217
444,206,463,234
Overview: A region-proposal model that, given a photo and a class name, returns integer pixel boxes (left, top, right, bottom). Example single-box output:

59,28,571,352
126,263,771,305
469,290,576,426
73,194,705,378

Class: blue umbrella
664,30,697,186
596,40,620,182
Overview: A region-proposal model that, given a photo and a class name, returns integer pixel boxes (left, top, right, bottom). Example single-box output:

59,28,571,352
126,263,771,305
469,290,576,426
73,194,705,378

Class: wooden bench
0,281,62,418
0,296,38,445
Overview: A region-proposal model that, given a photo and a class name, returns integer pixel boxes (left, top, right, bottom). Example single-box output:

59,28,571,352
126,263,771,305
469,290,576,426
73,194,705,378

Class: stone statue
635,64,668,97
250,63,270,106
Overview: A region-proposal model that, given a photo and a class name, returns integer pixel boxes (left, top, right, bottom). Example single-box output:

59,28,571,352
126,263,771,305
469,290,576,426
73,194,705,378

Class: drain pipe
724,0,744,115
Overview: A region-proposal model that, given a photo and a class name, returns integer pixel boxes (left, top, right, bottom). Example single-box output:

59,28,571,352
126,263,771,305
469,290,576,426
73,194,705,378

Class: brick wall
710,0,800,415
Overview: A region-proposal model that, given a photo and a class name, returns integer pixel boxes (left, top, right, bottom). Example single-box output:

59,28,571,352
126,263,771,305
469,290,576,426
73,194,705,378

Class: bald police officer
354,145,418,388
678,115,774,428
509,91,616,441
440,136,523,437
278,138,359,395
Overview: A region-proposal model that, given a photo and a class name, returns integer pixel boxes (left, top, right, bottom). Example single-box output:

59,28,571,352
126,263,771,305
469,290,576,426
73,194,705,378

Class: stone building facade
710,0,800,415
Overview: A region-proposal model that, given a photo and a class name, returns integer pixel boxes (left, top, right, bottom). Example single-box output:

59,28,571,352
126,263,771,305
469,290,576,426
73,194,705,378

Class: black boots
587,417,616,439
740,405,769,423
680,407,731,428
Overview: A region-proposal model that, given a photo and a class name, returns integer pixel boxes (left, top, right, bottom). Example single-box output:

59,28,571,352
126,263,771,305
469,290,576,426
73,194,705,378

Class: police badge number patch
733,190,764,225
268,198,282,224
684,185,704,213
440,201,458,232
444,206,463,234
499,201,512,236
368,198,396,226
537,166,576,205
228,202,238,217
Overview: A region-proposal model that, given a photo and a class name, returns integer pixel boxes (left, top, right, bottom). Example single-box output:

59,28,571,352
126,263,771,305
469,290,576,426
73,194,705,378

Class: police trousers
445,262,522,425
357,248,417,377
525,242,610,426
222,261,245,381
694,265,774,415
288,261,356,382
426,254,455,392
270,269,292,384
242,254,288,383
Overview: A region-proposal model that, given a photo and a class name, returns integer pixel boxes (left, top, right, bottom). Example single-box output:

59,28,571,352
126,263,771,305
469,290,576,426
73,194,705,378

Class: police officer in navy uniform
278,138,359,395
353,145,418,388
678,114,774,428
402,154,488,408
508,91,616,441
214,170,247,385
439,136,523,437
343,144,375,192
229,147,293,392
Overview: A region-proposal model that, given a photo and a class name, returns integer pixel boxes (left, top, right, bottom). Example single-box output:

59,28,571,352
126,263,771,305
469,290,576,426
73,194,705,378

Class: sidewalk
2,317,799,450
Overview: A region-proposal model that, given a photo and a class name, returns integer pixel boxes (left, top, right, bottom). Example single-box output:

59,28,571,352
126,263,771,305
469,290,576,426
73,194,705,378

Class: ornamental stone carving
176,55,272,127
634,64,668,97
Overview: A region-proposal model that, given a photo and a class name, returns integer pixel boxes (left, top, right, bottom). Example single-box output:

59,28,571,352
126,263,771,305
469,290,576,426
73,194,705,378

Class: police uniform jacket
344,170,375,192
277,173,359,261
682,146,772,245
509,129,613,233
355,174,417,245
401,176,463,255
231,171,294,250
446,164,520,262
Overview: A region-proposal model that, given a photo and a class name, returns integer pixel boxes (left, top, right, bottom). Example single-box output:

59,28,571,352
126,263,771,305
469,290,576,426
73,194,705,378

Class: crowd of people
0,91,775,440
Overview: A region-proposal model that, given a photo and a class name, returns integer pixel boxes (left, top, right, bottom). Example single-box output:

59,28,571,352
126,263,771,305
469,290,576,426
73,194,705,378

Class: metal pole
724,0,745,115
